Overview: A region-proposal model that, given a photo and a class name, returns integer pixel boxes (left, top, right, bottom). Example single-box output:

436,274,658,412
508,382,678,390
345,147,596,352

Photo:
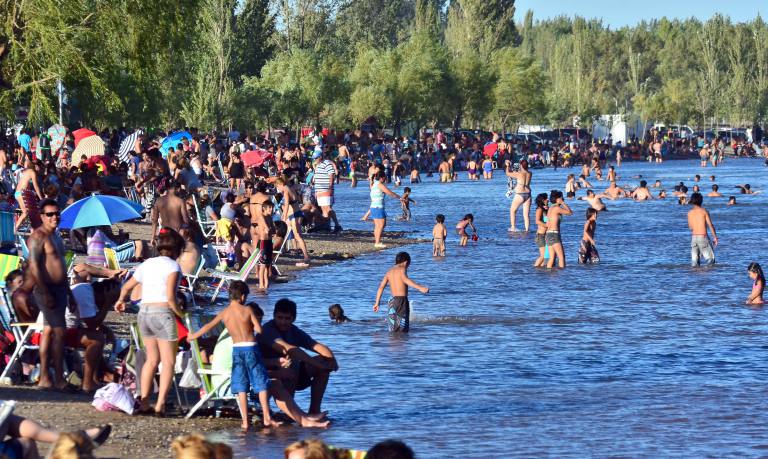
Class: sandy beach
6,223,424,458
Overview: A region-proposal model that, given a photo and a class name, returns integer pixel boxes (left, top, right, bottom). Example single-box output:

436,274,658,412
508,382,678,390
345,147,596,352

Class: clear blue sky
514,0,767,28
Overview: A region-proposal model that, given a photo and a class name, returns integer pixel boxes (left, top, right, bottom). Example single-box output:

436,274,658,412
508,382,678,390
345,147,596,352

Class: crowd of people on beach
0,122,765,457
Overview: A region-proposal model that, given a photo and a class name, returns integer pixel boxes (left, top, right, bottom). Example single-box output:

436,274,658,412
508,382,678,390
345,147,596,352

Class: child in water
373,252,429,332
578,208,600,264
399,187,415,221
533,193,549,267
432,214,447,257
746,263,765,304
456,214,477,246
187,281,279,430
328,304,350,323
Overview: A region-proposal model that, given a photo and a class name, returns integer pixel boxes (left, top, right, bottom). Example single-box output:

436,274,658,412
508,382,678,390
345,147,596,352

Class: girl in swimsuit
467,160,478,181
506,159,532,232
13,157,44,233
747,262,765,305
482,158,493,179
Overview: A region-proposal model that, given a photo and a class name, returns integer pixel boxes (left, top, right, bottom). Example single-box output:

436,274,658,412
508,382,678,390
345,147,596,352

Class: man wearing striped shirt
313,151,342,232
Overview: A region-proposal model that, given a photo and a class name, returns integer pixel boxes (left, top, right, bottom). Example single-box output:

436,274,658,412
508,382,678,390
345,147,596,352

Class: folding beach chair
180,256,205,308
0,271,43,383
208,248,261,302
192,195,216,239
183,314,235,419
123,186,141,206
15,236,28,260
0,212,14,248
270,225,294,277
103,247,139,271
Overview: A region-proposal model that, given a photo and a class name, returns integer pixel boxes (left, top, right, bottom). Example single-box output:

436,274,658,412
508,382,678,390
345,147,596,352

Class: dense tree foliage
1,1,766,133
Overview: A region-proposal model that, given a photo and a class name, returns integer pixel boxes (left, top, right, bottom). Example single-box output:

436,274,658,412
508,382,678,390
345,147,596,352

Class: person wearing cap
312,150,342,233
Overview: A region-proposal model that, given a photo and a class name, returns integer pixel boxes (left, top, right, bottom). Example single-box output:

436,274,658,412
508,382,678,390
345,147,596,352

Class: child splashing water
456,214,477,246
747,262,765,305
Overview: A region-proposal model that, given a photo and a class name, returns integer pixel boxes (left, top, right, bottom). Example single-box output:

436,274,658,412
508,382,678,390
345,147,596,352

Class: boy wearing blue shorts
188,281,279,430
373,252,429,332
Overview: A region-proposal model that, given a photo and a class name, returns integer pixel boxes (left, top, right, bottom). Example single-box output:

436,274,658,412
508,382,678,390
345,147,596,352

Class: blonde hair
284,439,348,459
49,432,95,459
171,434,233,459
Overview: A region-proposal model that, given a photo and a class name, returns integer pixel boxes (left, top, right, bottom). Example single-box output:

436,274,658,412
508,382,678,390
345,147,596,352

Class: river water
212,158,768,458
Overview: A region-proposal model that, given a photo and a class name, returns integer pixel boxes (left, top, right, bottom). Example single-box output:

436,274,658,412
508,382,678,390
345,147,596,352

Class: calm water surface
211,159,768,458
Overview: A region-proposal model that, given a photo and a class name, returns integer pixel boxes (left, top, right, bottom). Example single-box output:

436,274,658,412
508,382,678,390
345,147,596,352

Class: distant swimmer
707,184,722,197
687,192,718,267
631,180,654,201
373,252,429,333
657,190,667,199
565,174,577,199
329,304,351,323
603,181,628,199
736,184,759,194
432,214,447,257
545,190,573,269
746,263,765,305
728,196,737,206
578,189,607,211
652,180,662,188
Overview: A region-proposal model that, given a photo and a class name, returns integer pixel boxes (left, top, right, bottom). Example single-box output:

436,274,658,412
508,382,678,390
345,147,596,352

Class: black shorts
34,283,69,328
296,361,313,391
535,233,546,248
0,439,23,459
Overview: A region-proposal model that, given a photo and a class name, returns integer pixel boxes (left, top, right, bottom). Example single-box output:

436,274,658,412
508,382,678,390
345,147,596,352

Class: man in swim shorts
373,252,429,332
687,192,718,267
23,199,74,391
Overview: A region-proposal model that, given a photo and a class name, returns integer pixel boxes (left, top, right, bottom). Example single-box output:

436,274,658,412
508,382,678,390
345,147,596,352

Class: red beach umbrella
72,128,97,148
242,148,274,168
483,142,498,157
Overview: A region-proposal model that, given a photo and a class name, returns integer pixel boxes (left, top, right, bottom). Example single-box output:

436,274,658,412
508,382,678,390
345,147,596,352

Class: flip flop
89,425,112,446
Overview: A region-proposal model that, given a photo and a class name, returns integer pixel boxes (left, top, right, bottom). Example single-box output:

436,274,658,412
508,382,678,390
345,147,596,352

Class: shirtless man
578,189,607,211
249,180,272,239
373,251,429,333
150,180,189,244
23,200,74,391
438,159,451,183
545,190,573,269
687,192,718,267
631,180,654,201
603,181,628,199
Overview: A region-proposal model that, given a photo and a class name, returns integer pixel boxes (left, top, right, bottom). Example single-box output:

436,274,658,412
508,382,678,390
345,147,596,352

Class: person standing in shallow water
373,252,429,333
687,192,718,267
545,190,573,269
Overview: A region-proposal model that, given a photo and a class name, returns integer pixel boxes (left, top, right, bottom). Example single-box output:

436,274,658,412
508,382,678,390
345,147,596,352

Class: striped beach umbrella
119,129,143,164
71,135,105,167
72,128,96,148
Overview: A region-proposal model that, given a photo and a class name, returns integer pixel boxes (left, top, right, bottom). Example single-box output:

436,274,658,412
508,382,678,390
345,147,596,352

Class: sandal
89,425,112,446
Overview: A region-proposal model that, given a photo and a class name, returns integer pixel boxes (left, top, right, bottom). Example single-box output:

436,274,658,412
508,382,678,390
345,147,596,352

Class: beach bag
92,383,136,415
179,354,202,389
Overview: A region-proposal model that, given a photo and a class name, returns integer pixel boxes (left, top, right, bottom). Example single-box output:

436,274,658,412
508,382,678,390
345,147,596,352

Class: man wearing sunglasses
23,199,76,391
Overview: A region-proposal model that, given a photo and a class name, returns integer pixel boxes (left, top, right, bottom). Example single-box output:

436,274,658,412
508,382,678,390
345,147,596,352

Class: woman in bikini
746,262,765,305
275,177,310,267
13,157,44,233
506,159,532,232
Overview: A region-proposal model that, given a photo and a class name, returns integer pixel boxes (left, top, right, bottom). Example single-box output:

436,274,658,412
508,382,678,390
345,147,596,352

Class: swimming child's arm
373,275,389,312
187,311,224,341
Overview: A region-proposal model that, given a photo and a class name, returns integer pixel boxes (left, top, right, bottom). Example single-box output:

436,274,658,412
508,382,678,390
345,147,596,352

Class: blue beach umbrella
59,195,144,229
159,131,192,158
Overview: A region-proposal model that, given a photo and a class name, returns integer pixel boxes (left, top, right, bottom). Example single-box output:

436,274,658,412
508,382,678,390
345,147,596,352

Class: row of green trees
1,1,767,133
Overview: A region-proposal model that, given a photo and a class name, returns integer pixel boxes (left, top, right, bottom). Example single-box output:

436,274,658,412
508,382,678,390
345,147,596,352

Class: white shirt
133,256,181,304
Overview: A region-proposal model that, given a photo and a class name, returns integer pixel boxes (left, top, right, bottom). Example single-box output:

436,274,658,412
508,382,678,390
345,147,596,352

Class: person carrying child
373,252,429,333
187,281,280,430
432,214,447,257
455,214,477,247
578,208,600,264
